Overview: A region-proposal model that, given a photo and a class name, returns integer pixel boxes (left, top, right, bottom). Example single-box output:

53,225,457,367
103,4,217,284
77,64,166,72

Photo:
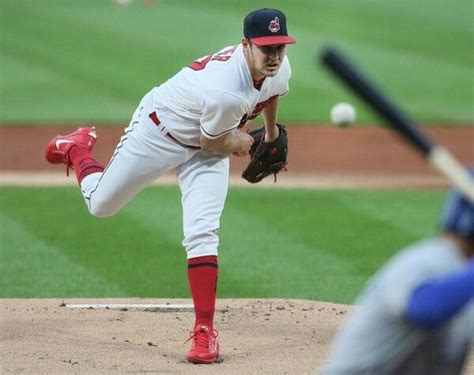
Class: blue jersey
323,238,474,374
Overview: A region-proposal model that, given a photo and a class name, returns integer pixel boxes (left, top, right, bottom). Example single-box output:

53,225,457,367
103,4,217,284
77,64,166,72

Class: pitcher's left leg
177,152,229,364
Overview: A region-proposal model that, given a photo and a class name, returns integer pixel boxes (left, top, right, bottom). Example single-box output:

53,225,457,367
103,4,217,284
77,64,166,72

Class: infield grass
0,0,473,124
0,186,443,304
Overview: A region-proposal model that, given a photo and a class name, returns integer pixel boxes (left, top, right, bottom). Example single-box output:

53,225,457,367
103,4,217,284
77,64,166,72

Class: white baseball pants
79,92,229,259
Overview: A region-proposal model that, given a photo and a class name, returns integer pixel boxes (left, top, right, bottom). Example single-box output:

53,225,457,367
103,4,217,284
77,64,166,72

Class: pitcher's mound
1,298,350,374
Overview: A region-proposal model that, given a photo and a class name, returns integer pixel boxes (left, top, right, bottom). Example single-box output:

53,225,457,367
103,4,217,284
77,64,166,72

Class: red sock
187,256,218,329
69,146,104,184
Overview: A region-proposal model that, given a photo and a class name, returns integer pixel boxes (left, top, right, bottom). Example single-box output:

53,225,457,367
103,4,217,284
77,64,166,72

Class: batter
323,182,474,374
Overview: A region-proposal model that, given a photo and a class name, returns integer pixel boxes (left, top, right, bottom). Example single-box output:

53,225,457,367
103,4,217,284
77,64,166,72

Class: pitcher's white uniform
80,43,291,258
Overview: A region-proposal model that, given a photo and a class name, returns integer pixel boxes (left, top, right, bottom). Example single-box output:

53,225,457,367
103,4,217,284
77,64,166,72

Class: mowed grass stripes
0,186,443,303
0,0,472,124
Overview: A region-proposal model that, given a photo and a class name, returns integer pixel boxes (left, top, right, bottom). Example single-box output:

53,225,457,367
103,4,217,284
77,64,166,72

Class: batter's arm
406,260,474,328
262,96,280,142
199,129,254,156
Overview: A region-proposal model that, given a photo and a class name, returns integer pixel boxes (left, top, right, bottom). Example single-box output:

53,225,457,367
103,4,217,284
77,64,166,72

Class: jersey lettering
188,46,237,71
248,94,279,120
188,55,213,71
238,94,280,127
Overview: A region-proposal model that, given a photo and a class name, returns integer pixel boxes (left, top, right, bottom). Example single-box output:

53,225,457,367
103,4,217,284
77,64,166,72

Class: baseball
330,102,356,126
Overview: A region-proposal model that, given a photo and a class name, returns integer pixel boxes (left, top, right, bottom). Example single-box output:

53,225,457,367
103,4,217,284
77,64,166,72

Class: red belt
149,112,201,150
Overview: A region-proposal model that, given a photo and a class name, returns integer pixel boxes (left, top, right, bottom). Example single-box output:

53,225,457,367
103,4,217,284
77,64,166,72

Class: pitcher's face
243,39,286,79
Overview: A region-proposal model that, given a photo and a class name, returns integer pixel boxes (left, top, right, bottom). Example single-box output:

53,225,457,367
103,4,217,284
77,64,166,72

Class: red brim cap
250,35,296,46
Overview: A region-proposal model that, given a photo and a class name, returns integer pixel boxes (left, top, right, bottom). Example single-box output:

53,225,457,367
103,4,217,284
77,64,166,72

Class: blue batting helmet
440,174,474,240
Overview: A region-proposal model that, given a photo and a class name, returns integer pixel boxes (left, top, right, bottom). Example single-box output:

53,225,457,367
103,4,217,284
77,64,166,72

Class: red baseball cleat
45,127,97,175
186,324,220,364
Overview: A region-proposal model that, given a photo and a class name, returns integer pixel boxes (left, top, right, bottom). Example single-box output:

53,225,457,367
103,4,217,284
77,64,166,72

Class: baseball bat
320,47,474,203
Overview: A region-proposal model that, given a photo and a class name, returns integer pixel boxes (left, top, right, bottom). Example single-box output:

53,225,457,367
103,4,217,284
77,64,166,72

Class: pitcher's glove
242,123,288,183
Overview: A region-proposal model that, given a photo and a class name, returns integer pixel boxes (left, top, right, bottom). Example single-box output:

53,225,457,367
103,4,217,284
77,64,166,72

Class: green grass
0,0,473,124
0,186,443,303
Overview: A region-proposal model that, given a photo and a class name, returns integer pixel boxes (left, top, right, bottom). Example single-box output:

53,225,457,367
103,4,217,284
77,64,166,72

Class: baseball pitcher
45,8,295,364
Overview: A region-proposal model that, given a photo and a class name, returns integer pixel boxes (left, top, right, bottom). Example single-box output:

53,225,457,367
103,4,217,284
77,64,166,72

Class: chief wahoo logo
268,17,280,33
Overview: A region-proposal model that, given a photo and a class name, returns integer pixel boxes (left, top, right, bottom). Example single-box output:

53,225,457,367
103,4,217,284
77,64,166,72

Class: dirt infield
1,125,473,188
1,298,473,374
1,298,351,374
1,125,473,373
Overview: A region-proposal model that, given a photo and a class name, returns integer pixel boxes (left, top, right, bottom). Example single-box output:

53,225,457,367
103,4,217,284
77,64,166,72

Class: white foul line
67,303,194,312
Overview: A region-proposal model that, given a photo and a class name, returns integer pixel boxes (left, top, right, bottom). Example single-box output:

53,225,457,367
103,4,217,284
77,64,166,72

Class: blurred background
1,0,473,125
0,0,472,302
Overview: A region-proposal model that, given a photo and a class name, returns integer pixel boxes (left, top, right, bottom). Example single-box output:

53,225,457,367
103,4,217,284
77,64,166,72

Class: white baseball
330,102,356,126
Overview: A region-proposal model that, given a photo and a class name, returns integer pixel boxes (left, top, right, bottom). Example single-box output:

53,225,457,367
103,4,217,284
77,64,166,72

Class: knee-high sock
187,256,218,329
69,146,104,184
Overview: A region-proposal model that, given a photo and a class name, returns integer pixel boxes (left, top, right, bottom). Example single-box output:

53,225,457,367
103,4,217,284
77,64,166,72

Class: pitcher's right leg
45,126,102,180
79,122,176,217
45,94,188,217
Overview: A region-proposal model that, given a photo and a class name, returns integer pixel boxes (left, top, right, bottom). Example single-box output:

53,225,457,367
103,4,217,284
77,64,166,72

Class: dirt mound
1,298,350,374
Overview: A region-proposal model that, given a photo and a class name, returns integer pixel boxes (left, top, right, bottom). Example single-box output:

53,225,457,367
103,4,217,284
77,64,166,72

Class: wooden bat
320,46,473,203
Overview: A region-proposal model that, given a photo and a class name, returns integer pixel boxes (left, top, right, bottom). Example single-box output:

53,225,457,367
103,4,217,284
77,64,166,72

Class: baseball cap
440,169,474,240
243,8,296,46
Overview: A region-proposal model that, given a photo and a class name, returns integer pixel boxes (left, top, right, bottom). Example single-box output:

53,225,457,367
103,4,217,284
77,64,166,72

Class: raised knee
88,200,118,218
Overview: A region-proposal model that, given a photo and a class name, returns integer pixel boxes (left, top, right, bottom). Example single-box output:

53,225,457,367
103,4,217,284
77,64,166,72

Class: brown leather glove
242,123,288,183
